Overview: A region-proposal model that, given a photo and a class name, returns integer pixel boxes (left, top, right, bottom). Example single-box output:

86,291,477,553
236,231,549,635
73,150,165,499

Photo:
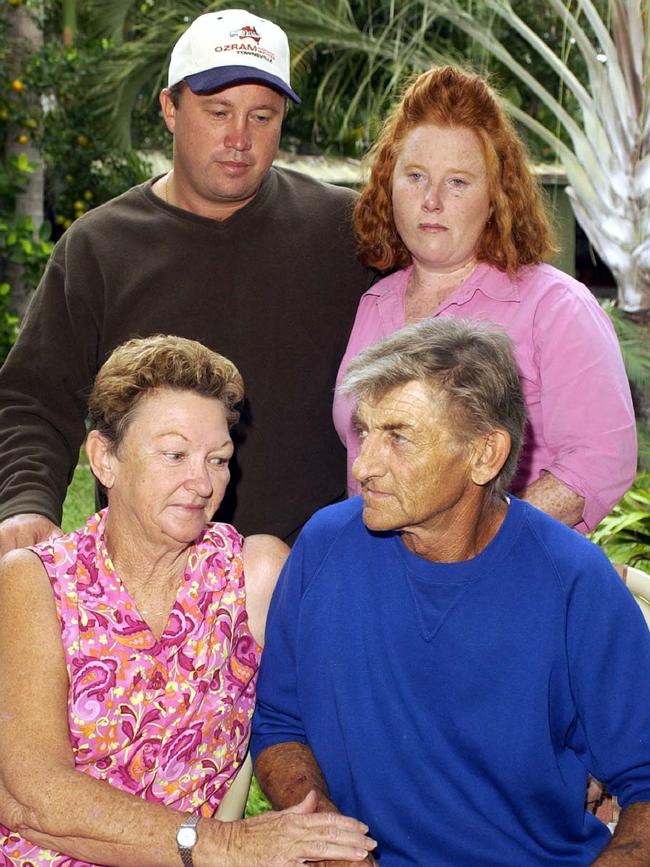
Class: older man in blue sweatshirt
251,318,650,867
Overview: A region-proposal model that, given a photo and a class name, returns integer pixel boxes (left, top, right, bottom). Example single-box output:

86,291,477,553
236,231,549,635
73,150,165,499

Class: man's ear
159,88,176,134
85,430,117,491
470,429,511,487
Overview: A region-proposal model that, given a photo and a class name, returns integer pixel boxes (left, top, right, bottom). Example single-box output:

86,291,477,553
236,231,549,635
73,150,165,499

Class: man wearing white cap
155,8,302,218
0,10,374,553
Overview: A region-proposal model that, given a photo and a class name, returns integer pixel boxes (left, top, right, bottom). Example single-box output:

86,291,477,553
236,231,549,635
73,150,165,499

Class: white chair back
626,566,650,629
215,753,253,821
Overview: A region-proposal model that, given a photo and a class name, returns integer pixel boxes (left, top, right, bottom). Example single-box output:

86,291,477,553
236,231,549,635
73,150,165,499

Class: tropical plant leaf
600,300,650,387
590,474,650,569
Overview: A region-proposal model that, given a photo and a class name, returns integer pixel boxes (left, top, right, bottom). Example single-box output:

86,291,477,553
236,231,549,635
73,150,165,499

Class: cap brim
184,66,300,104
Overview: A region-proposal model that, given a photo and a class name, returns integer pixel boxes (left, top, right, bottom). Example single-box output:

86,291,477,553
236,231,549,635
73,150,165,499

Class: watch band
176,813,200,867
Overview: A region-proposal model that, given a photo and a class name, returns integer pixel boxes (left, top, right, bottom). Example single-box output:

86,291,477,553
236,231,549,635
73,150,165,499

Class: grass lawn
61,452,271,816
61,450,95,533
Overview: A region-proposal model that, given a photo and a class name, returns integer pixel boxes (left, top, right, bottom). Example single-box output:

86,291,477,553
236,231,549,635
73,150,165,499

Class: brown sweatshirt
0,168,373,539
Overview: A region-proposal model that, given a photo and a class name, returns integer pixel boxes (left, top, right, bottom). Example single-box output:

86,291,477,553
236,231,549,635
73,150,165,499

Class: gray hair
340,317,527,498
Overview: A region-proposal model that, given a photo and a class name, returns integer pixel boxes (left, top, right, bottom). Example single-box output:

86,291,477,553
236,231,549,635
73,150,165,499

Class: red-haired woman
334,66,636,534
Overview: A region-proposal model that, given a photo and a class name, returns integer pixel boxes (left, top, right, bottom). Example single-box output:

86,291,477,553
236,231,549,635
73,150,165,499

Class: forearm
255,742,335,812
2,765,218,867
519,471,585,528
592,802,650,865
254,744,377,867
4,761,375,867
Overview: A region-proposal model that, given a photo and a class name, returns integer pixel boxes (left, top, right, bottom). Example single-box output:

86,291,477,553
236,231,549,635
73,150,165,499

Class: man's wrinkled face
352,380,476,536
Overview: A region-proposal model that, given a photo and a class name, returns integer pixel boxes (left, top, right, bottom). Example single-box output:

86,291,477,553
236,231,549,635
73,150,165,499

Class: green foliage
268,0,610,158
0,208,52,363
0,150,53,362
245,776,272,817
26,24,151,231
61,456,96,533
1,3,151,229
600,300,650,470
78,0,612,162
601,301,650,389
0,7,42,143
0,281,18,363
0,1,153,361
0,198,53,289
0,8,51,361
590,474,650,572
83,0,202,151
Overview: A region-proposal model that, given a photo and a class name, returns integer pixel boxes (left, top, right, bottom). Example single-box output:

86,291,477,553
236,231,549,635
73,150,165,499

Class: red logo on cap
230,25,261,44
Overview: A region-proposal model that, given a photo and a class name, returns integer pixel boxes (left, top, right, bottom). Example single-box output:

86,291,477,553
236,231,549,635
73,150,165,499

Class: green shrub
590,473,650,572
0,152,53,362
0,281,18,364
245,776,272,817
1,4,151,362
61,454,96,533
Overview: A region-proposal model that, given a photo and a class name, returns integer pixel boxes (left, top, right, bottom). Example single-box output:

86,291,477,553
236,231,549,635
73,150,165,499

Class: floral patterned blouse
0,510,261,866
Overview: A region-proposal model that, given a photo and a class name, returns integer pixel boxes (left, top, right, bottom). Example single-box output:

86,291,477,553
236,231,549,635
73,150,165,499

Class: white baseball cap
168,9,300,104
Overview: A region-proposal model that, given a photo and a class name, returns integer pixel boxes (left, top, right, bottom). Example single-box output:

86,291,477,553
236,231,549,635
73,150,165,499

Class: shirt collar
465,262,521,303
366,262,522,304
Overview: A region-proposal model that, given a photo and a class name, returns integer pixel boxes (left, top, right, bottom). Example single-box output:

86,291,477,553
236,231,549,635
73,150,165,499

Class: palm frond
86,0,208,147
590,473,650,569
83,0,136,42
600,300,650,387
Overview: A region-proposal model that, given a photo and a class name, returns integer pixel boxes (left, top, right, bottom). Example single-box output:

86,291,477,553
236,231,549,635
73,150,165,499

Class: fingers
236,807,376,866
301,809,369,836
250,807,371,837
282,812,376,862
0,514,62,556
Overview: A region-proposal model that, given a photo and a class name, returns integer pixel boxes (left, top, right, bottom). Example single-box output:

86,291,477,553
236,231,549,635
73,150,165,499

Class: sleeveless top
0,510,261,866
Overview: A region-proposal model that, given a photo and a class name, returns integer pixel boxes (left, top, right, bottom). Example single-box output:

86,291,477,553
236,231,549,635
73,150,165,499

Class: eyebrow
154,432,233,449
405,160,479,176
155,431,190,441
381,421,414,432
352,413,414,433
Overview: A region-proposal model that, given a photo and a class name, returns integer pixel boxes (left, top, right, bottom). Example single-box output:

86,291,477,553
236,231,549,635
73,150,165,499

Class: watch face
177,826,198,848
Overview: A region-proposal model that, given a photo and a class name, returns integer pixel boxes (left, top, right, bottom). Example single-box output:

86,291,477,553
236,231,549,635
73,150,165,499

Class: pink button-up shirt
333,262,637,533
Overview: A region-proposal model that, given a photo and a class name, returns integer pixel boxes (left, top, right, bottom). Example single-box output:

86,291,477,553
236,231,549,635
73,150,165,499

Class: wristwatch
176,814,200,867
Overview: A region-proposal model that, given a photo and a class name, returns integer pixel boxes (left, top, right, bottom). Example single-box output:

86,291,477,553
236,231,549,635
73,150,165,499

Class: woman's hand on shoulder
242,534,290,645
0,513,62,556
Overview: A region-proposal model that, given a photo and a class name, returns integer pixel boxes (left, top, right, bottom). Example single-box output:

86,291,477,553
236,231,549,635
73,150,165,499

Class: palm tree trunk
62,0,77,48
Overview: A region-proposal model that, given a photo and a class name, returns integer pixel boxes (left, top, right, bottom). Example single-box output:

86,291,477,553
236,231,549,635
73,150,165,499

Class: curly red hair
354,66,556,273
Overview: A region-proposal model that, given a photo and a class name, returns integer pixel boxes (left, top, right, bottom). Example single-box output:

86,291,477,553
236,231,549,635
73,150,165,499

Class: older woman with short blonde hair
0,335,375,867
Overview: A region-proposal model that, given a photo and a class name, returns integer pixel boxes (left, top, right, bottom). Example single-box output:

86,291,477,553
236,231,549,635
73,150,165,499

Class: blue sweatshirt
252,496,650,866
